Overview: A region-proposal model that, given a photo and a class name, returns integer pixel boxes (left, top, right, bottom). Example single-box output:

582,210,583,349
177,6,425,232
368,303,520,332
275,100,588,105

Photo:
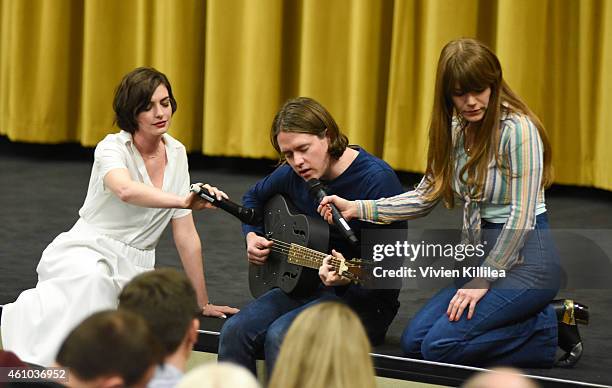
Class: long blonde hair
268,302,376,388
425,38,553,207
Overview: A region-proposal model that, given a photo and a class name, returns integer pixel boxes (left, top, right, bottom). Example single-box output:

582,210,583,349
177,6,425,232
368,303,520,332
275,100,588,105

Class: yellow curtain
0,0,83,142
1,0,611,190
79,0,206,148
204,0,285,158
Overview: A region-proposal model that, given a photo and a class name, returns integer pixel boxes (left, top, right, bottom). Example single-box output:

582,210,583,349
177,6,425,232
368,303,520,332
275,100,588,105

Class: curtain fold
383,0,484,174
204,0,285,158
0,0,610,190
78,0,206,148
0,0,83,142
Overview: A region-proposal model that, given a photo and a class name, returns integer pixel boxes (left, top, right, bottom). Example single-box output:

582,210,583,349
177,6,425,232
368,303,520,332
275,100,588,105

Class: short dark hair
113,67,177,134
56,310,162,386
118,268,200,356
270,97,348,161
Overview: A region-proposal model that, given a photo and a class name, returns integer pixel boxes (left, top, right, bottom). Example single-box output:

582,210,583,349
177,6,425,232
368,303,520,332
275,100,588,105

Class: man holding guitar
217,97,406,376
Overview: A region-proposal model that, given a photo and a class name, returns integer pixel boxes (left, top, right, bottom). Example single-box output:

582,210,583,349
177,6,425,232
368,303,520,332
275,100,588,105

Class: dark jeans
400,213,560,368
218,285,398,375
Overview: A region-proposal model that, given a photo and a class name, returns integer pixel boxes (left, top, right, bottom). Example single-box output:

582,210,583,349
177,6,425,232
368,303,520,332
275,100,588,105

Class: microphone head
306,178,326,201
306,178,327,200
189,183,202,194
306,178,322,193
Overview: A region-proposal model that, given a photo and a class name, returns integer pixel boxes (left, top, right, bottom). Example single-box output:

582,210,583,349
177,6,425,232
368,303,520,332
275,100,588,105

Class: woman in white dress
1,67,238,366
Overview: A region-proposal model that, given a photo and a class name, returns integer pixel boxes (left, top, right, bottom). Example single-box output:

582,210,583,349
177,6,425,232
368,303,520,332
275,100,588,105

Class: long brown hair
425,38,553,207
268,302,376,388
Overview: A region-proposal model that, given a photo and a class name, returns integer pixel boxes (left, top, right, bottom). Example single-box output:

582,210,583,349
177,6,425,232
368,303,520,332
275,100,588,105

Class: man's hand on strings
318,249,350,286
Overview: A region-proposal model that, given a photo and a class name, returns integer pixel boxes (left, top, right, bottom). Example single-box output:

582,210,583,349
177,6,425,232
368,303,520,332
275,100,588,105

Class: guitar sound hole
292,224,306,241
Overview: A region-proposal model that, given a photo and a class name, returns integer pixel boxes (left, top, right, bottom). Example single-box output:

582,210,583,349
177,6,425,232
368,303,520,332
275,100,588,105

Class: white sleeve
95,137,128,179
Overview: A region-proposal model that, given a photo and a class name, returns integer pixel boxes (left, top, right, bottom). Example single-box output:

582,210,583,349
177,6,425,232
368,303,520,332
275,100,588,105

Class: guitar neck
287,243,328,270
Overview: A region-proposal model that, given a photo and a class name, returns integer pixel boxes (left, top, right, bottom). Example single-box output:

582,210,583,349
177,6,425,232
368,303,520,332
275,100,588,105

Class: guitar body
249,194,329,298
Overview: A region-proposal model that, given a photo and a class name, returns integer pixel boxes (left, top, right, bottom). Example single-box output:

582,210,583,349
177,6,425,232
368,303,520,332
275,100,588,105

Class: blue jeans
218,285,398,375
217,287,341,374
400,213,560,368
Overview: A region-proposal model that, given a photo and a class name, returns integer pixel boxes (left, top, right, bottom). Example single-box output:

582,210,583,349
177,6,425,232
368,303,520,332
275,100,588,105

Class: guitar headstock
335,258,373,285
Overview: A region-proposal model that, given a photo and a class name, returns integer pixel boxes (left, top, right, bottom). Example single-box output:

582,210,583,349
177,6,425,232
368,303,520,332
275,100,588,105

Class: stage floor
1,139,611,386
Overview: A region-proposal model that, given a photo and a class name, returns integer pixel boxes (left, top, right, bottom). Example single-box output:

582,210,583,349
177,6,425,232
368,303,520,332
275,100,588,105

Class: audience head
118,268,200,359
270,97,348,163
176,362,260,388
269,302,375,388
113,67,177,134
462,367,541,388
56,309,162,388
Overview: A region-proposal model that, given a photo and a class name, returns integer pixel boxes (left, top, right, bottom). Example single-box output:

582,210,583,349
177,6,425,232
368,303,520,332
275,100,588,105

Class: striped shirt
358,112,546,276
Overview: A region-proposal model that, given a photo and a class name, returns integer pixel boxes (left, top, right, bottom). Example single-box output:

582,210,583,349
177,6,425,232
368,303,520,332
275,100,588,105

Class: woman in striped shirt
318,38,588,368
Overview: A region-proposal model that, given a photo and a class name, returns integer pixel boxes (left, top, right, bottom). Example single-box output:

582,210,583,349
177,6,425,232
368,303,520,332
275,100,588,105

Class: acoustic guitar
249,194,368,298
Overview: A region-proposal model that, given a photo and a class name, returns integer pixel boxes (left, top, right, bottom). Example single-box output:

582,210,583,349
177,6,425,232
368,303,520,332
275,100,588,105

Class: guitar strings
268,239,346,271
268,245,344,269
269,239,343,266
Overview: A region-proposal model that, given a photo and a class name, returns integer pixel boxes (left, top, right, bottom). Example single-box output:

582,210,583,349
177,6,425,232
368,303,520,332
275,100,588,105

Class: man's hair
56,310,162,386
270,97,348,161
118,268,200,356
113,67,177,134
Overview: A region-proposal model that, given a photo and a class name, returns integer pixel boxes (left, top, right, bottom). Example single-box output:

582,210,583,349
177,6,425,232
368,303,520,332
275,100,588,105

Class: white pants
1,219,154,366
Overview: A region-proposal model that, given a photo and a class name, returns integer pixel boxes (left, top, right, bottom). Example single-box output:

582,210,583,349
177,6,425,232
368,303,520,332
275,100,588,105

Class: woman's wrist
351,200,360,219
354,200,370,220
182,194,192,209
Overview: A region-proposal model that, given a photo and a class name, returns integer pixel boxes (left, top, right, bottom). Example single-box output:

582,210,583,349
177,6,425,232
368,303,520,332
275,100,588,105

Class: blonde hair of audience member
176,362,260,388
462,367,540,388
269,302,376,388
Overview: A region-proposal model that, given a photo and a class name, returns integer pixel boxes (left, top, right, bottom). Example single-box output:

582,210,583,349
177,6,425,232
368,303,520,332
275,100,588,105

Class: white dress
1,130,192,366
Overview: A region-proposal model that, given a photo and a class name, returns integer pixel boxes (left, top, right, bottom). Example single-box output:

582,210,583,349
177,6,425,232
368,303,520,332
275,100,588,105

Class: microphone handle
190,184,261,225
328,203,359,246
215,199,244,217
310,183,359,246
328,204,350,232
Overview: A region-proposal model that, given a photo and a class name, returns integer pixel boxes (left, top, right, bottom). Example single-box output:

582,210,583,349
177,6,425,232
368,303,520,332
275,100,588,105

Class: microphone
307,179,359,247
190,184,262,225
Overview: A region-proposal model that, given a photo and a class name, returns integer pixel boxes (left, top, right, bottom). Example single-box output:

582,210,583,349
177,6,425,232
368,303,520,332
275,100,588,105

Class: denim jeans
218,284,398,375
400,213,560,368
217,287,340,375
